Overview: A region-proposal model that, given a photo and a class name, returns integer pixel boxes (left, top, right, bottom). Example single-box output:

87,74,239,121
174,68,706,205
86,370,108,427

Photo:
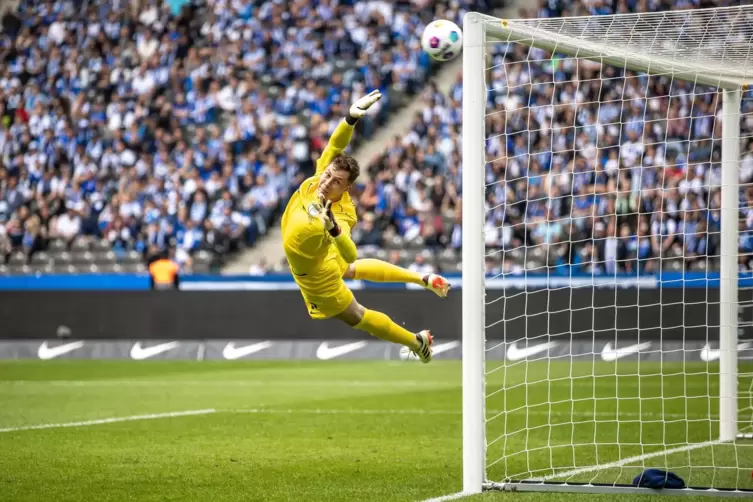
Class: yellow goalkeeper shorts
293,250,353,319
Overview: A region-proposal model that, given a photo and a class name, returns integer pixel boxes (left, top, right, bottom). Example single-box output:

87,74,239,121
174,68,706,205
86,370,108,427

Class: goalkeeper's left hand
348,89,382,121
317,199,341,237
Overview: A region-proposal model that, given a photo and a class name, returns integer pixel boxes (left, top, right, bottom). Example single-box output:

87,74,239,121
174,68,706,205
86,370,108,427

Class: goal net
461,5,753,496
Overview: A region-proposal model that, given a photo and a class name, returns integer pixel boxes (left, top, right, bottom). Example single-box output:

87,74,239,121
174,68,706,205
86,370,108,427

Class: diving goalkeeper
281,90,450,363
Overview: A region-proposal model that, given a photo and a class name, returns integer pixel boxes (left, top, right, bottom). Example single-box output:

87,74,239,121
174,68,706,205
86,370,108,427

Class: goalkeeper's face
318,166,351,202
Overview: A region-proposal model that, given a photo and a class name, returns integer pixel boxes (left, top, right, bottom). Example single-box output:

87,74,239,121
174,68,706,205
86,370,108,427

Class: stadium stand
0,0,485,275
355,0,753,275
2,0,746,278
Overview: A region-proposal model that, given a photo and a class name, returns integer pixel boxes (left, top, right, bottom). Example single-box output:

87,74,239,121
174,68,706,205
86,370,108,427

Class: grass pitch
1,360,752,501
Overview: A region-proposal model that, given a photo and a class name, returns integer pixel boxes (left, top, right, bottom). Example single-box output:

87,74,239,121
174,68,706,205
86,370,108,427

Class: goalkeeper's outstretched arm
315,90,382,175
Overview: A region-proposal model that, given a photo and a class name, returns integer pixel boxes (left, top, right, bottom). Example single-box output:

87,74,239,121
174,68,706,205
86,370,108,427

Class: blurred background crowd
353,0,752,277
0,0,749,277
0,0,483,274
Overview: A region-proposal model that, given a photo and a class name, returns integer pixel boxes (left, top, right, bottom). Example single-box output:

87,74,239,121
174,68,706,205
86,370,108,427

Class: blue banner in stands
0,272,750,290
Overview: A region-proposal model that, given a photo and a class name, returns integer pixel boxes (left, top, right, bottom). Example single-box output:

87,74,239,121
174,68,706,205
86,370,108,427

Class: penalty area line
0,409,216,433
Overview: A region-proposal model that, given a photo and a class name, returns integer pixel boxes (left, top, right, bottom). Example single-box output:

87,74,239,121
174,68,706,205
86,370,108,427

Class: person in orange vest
148,249,180,290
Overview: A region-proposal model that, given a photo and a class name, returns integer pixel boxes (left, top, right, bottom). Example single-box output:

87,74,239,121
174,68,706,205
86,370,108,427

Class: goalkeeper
281,90,450,363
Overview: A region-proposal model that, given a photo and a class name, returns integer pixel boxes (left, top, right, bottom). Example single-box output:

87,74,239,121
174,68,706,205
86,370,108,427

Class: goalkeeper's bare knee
342,263,357,280
334,298,365,326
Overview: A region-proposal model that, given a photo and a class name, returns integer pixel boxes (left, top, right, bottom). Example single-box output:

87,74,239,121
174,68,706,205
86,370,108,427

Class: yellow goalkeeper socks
353,259,427,286
354,309,419,349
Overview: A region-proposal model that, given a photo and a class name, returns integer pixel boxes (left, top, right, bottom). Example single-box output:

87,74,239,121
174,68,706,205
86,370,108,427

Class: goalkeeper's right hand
347,90,382,123
317,199,341,237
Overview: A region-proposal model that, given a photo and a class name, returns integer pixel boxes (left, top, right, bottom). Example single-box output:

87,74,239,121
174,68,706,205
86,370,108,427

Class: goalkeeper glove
347,89,382,124
318,199,341,237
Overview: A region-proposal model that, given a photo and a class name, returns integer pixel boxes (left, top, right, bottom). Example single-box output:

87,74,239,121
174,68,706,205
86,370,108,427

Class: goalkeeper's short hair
331,154,360,184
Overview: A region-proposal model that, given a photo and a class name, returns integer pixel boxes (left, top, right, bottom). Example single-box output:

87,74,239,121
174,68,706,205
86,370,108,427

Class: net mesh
480,5,753,490
493,6,753,82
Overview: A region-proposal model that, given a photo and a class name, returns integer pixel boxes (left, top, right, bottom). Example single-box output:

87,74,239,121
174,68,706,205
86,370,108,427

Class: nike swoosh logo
432,341,460,356
400,341,461,361
601,341,652,362
506,341,557,361
316,341,367,360
130,342,180,360
700,342,753,362
222,341,273,360
38,341,84,360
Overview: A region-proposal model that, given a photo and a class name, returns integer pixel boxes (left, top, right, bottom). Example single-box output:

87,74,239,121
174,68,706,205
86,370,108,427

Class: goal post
461,6,753,496
461,11,487,495
720,87,741,444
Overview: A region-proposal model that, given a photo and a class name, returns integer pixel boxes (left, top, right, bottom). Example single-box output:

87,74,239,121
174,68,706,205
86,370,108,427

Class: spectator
409,253,435,275
249,258,269,276
51,207,81,248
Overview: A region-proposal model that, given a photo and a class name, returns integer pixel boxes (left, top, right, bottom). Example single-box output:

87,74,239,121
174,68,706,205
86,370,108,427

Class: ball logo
429,36,440,49
307,202,322,218
449,31,459,43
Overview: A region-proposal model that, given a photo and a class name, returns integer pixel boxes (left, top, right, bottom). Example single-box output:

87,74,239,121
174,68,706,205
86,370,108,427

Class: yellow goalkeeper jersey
281,120,358,291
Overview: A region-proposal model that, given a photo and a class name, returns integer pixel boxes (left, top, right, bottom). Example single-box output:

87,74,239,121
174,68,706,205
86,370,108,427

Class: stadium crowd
0,0,750,277
355,0,753,276
0,0,483,274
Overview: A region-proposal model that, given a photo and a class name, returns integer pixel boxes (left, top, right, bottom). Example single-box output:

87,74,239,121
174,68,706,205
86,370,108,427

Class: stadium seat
50,251,72,265
70,239,90,252
192,262,211,274
8,251,26,265
8,264,31,275
48,239,66,251
72,251,94,265
121,251,144,264
99,250,118,263
529,247,545,261
359,247,378,259
438,257,459,273
526,260,544,271
124,263,147,273
385,235,404,250
30,252,50,265
93,240,112,251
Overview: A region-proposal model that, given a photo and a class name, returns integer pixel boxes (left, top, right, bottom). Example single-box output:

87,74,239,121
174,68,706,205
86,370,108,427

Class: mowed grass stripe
1,360,751,501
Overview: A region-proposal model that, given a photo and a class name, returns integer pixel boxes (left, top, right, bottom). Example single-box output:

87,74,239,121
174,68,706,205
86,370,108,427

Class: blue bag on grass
633,468,686,489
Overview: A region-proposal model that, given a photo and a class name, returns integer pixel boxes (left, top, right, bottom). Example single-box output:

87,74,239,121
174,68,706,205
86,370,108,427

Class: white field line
224,408,717,420
3,380,446,387
0,409,216,433
2,379,712,388
417,491,473,502
538,439,727,481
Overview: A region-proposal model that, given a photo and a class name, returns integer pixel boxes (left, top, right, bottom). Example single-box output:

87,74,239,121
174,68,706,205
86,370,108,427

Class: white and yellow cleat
423,274,450,298
400,330,434,363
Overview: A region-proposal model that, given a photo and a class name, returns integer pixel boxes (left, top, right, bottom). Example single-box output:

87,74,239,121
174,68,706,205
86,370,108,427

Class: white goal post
462,5,753,497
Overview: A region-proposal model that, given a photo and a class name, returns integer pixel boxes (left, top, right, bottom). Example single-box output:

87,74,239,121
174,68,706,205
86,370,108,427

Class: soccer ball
421,20,463,62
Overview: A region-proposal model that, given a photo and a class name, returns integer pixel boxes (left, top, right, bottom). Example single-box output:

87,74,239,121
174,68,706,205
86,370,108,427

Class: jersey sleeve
331,223,358,264
315,119,356,175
